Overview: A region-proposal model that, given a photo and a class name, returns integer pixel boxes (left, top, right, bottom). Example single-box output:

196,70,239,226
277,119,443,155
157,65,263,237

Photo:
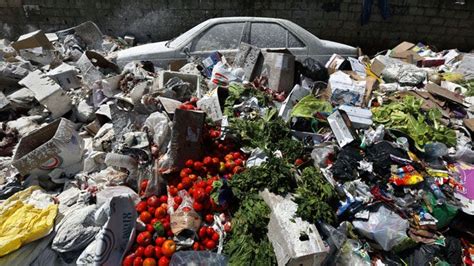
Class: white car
116,17,358,68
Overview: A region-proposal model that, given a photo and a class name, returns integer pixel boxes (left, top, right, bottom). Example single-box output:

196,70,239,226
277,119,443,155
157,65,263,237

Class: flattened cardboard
168,109,205,170
262,49,295,93
364,76,378,107
233,42,262,81
11,30,54,51
157,96,182,115
464,119,474,133
426,82,465,106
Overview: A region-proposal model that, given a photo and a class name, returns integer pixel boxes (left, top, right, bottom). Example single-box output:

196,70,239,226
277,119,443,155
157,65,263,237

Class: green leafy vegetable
290,95,333,119
294,166,337,225
372,96,456,148
229,156,296,201
224,194,277,266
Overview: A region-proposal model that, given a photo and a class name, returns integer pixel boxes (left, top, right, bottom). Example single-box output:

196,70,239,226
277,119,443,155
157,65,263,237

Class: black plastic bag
301,58,329,82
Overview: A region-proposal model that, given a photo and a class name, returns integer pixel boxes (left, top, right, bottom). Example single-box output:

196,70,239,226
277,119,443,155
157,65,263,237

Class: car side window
288,32,305,48
192,23,245,52
250,22,286,48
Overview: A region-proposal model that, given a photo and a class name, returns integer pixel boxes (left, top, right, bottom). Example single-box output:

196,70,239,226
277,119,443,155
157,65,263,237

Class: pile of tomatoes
123,127,244,266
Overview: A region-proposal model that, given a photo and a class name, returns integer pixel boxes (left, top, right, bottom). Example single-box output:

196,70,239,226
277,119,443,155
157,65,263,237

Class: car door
249,22,308,61
186,22,247,60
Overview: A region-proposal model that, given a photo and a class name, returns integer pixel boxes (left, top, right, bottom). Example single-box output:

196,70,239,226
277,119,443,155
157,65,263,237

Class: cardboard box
338,105,373,129
390,41,415,57
201,51,222,78
262,49,295,93
157,71,200,94
426,82,465,106
233,42,262,81
196,87,229,122
417,58,445,68
11,30,54,51
19,70,72,118
167,109,205,170
325,54,348,74
46,63,81,89
327,109,357,147
260,190,329,266
55,21,103,51
12,118,84,176
76,51,120,88
370,57,386,77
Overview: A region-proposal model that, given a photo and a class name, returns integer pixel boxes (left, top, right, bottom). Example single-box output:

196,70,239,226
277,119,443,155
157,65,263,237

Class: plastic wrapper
170,251,228,266
353,205,409,251
311,143,336,168
170,191,201,236
142,111,172,155
382,64,427,86
0,186,58,256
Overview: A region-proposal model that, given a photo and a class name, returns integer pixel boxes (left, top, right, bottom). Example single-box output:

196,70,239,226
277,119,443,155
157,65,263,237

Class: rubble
0,21,473,266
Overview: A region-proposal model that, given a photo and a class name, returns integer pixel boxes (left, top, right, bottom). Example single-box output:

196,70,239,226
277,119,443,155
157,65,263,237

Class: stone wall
1,0,473,54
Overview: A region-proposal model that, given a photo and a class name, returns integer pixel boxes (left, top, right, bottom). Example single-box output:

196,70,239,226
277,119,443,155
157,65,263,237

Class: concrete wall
1,0,473,54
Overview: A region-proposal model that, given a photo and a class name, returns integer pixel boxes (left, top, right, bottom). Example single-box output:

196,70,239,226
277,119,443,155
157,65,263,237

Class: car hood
116,41,173,65
320,40,358,56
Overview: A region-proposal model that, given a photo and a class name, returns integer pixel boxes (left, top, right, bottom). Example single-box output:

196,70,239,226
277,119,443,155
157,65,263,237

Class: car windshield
167,20,209,48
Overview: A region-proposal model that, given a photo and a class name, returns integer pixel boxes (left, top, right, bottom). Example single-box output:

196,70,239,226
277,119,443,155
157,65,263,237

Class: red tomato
177,183,184,191
197,181,206,188
205,239,217,250
233,152,242,159
212,232,219,242
212,157,220,165
136,231,152,246
203,156,212,166
145,224,154,233
188,174,197,182
294,158,304,166
193,188,206,202
185,159,194,168
154,246,162,257
123,253,136,266
136,201,147,213
205,186,213,195
234,158,243,166
158,256,170,266
143,258,156,266
224,221,232,232
174,196,182,205
144,245,155,258
192,242,200,250
140,211,152,224
206,227,215,236
162,221,171,231
147,196,160,208
193,161,204,171
182,177,192,189
140,180,149,191
155,236,166,247
134,256,144,266
193,201,204,212
135,246,145,257
168,186,178,197
159,195,168,204
147,207,156,216
205,214,214,223
198,226,207,239
225,161,235,170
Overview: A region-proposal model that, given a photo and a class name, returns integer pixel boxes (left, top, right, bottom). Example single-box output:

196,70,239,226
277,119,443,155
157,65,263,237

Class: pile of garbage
1,21,474,266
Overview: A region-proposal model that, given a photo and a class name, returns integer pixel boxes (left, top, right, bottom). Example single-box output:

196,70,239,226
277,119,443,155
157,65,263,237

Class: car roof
206,16,291,24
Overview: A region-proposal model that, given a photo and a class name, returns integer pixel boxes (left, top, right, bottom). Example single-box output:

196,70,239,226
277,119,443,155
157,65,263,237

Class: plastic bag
0,186,58,256
170,251,228,266
352,205,409,251
142,111,172,155
170,191,201,235
311,143,336,168
301,57,329,81
51,203,100,253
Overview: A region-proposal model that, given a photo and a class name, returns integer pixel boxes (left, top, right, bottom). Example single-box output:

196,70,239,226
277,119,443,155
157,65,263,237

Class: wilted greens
372,96,456,148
